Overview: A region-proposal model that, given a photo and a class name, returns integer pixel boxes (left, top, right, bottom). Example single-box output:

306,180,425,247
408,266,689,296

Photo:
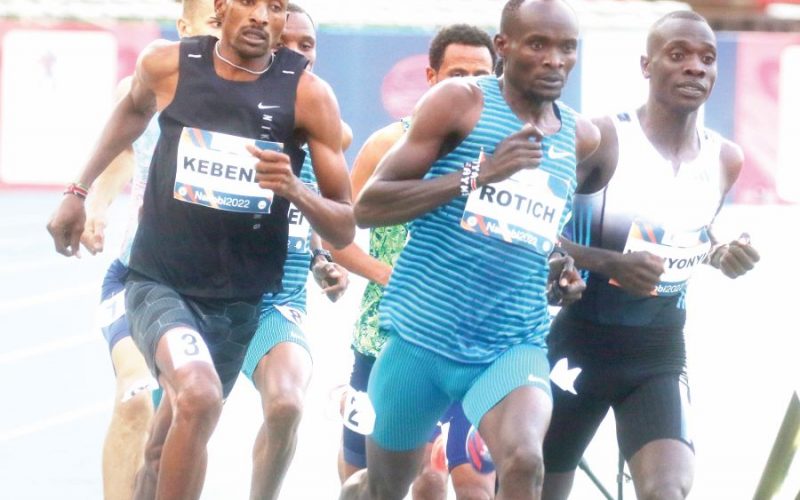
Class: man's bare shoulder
138,39,181,81
362,121,405,154
717,133,745,191
297,69,337,105
574,113,601,162
719,135,744,169
419,77,484,110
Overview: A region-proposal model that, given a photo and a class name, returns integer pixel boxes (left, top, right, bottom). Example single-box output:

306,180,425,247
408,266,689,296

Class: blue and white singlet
564,110,724,328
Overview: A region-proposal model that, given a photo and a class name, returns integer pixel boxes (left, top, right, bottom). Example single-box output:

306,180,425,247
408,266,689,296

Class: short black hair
428,24,496,71
646,10,711,56
287,2,315,30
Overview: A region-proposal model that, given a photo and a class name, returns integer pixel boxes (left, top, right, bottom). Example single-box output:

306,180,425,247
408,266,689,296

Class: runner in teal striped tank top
340,1,599,498
331,25,500,498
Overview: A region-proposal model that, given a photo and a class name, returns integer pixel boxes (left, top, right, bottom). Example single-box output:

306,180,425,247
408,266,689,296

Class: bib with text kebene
174,127,280,214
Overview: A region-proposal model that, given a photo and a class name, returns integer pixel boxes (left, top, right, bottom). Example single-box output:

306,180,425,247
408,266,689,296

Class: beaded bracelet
63,182,89,200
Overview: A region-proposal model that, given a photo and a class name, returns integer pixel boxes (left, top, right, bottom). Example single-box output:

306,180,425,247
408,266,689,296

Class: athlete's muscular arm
561,114,664,296
47,40,179,257
559,238,664,296
324,123,404,285
81,77,136,255
251,71,354,248
354,79,543,228
706,140,760,278
575,115,614,194
81,148,135,255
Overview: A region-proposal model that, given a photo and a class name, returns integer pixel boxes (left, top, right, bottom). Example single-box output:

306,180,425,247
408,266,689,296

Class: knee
264,391,305,429
411,468,447,498
113,390,153,429
453,484,493,500
173,379,222,425
637,478,691,500
500,445,545,485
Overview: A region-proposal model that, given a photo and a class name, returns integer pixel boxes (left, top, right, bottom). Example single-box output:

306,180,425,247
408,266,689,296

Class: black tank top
129,36,308,299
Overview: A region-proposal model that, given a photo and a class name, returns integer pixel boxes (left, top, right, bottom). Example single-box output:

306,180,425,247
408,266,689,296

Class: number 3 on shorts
165,328,213,369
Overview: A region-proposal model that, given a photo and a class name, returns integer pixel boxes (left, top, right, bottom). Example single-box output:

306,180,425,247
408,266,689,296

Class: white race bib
461,168,569,255
342,388,376,435
287,182,316,254
96,290,126,329
615,220,711,296
274,304,306,327
174,127,281,214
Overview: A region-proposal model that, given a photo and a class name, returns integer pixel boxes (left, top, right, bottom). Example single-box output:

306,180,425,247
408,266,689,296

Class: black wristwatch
309,248,333,269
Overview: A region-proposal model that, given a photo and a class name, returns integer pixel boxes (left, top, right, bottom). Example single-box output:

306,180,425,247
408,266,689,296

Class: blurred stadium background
0,0,798,498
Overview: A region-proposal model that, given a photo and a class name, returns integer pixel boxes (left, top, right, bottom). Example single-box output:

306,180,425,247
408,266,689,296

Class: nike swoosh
258,103,280,110
188,54,202,59
547,145,574,160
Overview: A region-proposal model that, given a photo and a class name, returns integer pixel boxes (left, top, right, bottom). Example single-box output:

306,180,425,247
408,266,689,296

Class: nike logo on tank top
379,76,578,363
129,36,308,299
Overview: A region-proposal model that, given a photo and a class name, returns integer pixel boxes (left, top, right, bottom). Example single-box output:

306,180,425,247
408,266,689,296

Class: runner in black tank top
129,35,308,299
46,2,354,497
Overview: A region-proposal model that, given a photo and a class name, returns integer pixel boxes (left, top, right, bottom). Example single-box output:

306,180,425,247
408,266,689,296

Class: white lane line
0,284,96,315
0,402,107,443
0,334,99,365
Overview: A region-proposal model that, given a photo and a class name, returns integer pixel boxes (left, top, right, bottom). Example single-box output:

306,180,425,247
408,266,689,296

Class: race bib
274,304,306,327
461,168,569,255
614,220,711,296
342,388,376,435
96,290,126,329
287,182,316,254
174,127,281,214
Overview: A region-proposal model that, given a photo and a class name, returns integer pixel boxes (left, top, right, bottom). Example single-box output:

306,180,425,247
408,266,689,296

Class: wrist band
460,160,483,197
460,161,474,197
63,182,89,200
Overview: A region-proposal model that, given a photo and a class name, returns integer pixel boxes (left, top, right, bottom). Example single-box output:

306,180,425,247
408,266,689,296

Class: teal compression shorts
241,303,310,382
368,335,551,451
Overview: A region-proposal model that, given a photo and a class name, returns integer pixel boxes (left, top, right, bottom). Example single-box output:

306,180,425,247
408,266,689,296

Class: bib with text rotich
174,127,281,214
461,167,570,255
613,219,712,296
287,182,316,254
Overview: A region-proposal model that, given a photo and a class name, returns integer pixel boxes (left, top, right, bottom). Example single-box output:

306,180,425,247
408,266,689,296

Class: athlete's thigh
125,277,221,394
543,383,611,473
613,372,693,461
464,344,552,464
462,343,551,431
253,342,312,399
368,336,450,452
627,438,694,499
187,297,260,396
242,304,311,388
